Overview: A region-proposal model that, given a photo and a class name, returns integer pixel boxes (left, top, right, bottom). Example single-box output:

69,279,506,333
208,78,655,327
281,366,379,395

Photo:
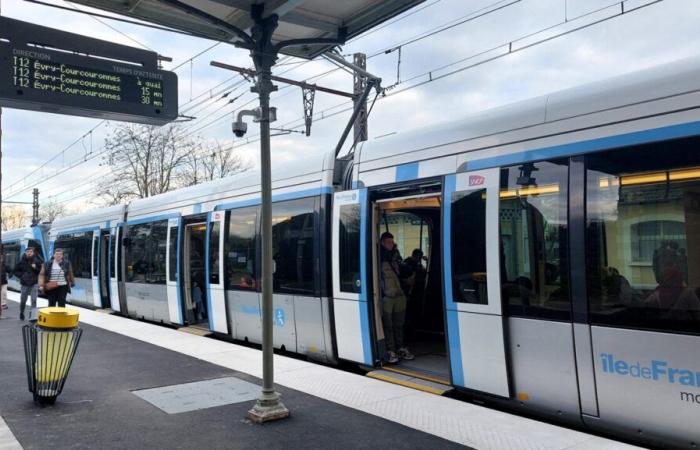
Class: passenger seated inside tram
644,253,700,323
599,267,641,306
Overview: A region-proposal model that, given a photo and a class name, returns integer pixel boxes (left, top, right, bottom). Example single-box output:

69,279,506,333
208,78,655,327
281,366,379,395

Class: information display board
0,17,177,125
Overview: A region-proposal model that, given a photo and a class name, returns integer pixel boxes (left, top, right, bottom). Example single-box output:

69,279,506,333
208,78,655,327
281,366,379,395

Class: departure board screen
0,34,178,125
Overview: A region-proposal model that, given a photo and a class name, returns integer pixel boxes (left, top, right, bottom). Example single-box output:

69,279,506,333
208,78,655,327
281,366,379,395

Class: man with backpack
14,247,42,321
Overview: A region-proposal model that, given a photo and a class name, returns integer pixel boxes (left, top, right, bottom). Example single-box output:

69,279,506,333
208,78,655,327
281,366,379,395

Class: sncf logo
469,175,485,186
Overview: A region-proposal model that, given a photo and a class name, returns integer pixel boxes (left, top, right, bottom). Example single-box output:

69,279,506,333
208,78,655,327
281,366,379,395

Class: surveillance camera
232,120,248,138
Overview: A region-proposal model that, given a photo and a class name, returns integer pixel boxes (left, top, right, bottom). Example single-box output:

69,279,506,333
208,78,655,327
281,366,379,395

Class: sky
1,0,699,217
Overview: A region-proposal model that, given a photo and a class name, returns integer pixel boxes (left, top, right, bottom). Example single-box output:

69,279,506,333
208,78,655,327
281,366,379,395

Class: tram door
98,230,111,308
90,231,101,308
116,224,128,313
110,227,121,312
443,169,510,397
165,218,182,324
207,211,227,333
183,222,207,325
331,189,373,365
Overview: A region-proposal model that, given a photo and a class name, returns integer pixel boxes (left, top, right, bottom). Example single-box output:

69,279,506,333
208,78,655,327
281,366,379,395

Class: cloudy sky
1,0,699,216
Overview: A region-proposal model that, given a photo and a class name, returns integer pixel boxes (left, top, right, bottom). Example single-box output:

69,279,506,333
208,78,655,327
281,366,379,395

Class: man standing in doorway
380,232,415,364
14,247,42,320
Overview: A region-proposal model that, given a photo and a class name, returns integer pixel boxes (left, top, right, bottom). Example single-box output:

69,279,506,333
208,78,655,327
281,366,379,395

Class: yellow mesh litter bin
22,307,83,404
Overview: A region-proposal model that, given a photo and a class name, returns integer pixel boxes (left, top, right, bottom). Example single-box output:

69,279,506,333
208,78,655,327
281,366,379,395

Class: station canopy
66,0,425,59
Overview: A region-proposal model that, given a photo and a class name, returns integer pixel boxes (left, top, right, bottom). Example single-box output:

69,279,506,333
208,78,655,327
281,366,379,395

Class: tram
1,225,49,291
5,56,700,448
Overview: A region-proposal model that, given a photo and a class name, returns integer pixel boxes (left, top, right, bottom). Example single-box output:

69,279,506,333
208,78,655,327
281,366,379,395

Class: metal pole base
247,393,290,423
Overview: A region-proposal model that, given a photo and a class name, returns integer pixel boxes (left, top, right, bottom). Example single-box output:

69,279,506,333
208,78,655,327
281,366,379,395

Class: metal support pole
353,53,368,144
246,5,289,423
32,188,39,225
0,0,4,276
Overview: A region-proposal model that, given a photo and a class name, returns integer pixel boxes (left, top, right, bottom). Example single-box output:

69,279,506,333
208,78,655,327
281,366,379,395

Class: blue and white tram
39,56,700,447
116,153,337,361
48,205,125,309
1,225,49,291
330,57,700,448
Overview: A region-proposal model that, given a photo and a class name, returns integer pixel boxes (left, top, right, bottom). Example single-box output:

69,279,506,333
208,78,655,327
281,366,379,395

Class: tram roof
1,227,36,242
67,0,424,59
357,56,700,166
50,204,126,234
125,148,334,219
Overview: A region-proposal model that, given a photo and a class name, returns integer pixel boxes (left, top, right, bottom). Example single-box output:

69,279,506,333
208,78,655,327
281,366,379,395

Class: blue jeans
20,284,38,318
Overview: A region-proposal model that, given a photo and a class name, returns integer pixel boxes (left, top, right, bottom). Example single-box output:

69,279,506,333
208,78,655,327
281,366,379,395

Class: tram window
339,204,361,293
451,189,488,304
125,220,168,285
586,142,700,334
226,207,257,290
209,221,221,284
92,238,98,277
272,197,317,295
116,227,124,282
499,160,570,320
168,227,177,282
3,243,20,273
55,232,93,279
110,233,116,278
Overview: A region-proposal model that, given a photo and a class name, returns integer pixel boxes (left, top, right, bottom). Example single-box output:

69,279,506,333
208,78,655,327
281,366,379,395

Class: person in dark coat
0,253,7,319
39,248,75,308
13,247,42,321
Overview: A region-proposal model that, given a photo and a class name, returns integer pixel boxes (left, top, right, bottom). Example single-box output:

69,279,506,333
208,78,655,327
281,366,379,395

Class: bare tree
181,140,251,187
1,205,28,230
201,140,251,181
97,124,196,203
38,198,67,223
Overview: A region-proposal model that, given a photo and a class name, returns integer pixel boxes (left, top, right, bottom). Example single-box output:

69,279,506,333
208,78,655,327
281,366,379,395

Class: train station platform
1,292,642,450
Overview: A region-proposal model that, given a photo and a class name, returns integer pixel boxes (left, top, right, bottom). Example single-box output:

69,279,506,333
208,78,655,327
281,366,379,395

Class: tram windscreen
586,142,700,333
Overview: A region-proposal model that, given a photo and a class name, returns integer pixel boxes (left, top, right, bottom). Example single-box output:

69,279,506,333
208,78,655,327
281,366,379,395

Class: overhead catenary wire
7,0,512,196
205,0,665,156
41,0,662,205
12,0,659,206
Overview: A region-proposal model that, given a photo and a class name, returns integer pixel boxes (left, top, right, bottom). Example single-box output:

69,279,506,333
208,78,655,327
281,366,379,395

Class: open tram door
116,224,128,313
109,226,121,312
90,230,111,309
331,189,373,365
442,168,510,397
165,218,183,325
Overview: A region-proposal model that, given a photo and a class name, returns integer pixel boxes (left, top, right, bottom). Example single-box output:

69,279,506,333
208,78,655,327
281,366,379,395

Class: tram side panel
495,159,582,420
220,194,334,362
123,219,171,322
581,142,700,448
56,231,96,307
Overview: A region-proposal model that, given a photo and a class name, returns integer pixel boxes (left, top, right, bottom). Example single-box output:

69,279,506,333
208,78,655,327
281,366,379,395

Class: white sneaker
398,347,415,360
387,351,399,364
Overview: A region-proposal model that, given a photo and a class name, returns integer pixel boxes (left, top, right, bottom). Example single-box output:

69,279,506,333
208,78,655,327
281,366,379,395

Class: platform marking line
0,416,23,450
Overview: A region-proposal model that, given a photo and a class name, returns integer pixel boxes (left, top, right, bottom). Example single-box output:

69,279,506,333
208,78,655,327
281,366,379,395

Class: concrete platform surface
1,293,642,450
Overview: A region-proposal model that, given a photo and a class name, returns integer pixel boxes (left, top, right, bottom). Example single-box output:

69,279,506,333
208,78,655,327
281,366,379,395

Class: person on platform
39,248,74,308
379,232,415,364
0,253,7,319
13,247,42,320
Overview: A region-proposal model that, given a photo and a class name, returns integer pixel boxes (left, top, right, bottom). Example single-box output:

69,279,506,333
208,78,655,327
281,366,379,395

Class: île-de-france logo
469,175,485,186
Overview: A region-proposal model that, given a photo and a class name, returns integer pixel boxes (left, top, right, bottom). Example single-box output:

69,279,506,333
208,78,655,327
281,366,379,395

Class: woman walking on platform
39,248,74,308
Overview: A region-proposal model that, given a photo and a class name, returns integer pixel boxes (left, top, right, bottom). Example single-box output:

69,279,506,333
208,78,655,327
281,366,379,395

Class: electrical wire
11,0,660,205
